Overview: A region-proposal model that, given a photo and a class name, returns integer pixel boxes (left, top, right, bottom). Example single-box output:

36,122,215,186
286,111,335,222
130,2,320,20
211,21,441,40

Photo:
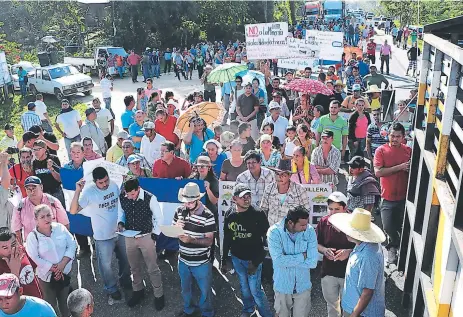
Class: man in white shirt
260,102,289,145
100,74,113,114
92,98,114,148
70,167,131,301
34,94,53,133
55,99,82,160
140,121,166,164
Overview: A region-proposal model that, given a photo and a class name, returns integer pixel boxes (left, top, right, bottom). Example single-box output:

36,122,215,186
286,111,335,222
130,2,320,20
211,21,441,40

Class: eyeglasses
122,146,133,149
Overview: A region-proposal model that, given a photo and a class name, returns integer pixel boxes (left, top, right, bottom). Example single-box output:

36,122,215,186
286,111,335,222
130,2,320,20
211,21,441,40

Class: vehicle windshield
327,9,343,15
12,64,34,74
107,47,128,57
48,66,80,79
373,17,380,21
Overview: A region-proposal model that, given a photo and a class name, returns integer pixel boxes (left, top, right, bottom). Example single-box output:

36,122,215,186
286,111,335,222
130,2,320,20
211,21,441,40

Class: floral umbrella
283,78,334,96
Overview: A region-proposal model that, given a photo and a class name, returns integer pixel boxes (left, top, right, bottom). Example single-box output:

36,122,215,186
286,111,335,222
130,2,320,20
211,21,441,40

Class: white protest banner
82,158,128,188
245,22,288,59
313,31,344,61
287,37,319,58
278,58,318,70
218,181,235,257
301,183,332,225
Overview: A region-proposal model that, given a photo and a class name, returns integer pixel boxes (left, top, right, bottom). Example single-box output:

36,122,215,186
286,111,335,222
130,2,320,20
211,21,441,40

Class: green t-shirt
317,114,349,149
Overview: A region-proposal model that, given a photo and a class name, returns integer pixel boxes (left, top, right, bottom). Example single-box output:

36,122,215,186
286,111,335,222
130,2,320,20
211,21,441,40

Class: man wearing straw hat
329,208,386,317
173,182,215,317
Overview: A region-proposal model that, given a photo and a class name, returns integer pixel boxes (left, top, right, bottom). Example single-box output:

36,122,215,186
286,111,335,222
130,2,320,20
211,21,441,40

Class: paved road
62,45,414,316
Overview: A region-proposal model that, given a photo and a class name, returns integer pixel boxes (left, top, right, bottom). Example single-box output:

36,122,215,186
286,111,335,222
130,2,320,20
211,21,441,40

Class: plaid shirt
261,181,311,227
236,167,276,210
346,176,376,211
311,145,341,185
21,111,42,132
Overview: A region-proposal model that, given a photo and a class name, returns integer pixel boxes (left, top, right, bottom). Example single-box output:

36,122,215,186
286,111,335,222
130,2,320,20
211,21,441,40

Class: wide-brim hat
268,159,295,174
203,139,223,153
328,208,386,243
334,80,345,87
193,155,215,167
178,182,206,203
366,84,381,93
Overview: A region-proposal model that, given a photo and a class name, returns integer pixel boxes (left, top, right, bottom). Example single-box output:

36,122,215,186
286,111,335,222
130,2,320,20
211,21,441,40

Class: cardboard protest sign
217,181,235,257
245,22,289,59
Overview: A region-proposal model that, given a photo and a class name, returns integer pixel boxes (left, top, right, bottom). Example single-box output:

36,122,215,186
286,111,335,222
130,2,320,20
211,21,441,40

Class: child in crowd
214,125,223,142
311,105,324,135
282,125,297,160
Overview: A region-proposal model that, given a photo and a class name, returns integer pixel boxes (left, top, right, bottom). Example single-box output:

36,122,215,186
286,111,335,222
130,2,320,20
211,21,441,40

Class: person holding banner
221,184,272,317
173,182,215,317
118,177,165,310
70,167,131,301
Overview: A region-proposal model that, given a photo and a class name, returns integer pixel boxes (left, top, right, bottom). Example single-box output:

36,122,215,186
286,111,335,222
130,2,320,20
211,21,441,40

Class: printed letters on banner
301,183,332,224
245,22,289,59
217,181,235,258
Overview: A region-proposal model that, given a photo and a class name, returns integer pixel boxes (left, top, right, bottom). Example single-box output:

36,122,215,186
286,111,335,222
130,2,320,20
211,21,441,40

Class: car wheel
84,90,92,96
54,88,64,101
29,85,37,95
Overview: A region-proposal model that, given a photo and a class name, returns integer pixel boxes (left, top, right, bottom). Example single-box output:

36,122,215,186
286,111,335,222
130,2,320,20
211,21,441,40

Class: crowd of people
0,12,420,317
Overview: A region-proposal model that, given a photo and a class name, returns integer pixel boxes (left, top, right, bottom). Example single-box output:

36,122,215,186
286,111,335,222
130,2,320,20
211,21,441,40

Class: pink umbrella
283,78,334,96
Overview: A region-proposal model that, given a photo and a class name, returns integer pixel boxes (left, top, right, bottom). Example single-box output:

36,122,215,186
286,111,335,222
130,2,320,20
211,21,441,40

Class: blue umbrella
236,70,267,104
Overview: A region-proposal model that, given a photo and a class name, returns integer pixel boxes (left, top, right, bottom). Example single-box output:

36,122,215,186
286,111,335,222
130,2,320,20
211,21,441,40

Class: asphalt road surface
63,37,415,316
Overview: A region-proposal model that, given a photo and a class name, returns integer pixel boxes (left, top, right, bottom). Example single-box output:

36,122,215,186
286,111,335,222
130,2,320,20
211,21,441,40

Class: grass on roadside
0,93,87,141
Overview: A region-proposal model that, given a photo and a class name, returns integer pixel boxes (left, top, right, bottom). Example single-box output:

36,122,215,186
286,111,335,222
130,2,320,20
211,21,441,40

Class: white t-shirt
100,78,113,99
34,100,48,120
78,181,120,240
95,108,113,137
56,110,82,139
140,133,166,164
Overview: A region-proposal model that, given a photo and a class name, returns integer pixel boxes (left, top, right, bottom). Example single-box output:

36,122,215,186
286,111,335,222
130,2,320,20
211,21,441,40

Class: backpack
17,194,58,220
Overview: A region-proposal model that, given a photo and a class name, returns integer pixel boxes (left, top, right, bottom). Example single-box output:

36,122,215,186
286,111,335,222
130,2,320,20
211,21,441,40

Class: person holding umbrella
183,117,215,164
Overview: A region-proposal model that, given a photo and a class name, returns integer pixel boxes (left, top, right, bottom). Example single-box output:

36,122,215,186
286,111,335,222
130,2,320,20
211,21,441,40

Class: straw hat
366,84,381,93
178,182,205,203
334,80,345,87
193,155,215,167
328,208,386,243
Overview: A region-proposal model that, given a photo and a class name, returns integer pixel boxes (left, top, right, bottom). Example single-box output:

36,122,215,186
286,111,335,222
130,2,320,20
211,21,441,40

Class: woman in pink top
290,146,320,184
347,99,372,160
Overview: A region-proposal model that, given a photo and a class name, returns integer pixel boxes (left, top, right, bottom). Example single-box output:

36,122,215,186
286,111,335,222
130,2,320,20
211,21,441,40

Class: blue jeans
117,66,125,78
19,81,27,97
64,135,81,160
178,261,214,317
154,64,160,78
103,97,111,110
142,65,150,81
95,236,131,294
231,256,272,317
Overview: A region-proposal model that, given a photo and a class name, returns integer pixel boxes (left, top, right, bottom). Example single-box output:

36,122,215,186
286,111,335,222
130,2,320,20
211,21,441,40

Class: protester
29,125,59,156
363,65,389,89
366,109,387,160
183,117,214,164
173,182,215,317
121,95,136,132
67,288,94,317
202,139,227,176
374,123,411,264
82,137,102,161
316,192,355,317
21,102,42,133
293,93,313,127
267,206,318,317
0,124,18,156
260,102,289,145
140,121,166,164
317,101,348,158
118,177,165,309
127,154,152,177
9,148,33,198
0,273,56,316
100,74,114,112
127,50,142,83
236,83,260,140
25,204,77,317
34,94,53,133
290,146,320,184
116,140,150,169
341,84,370,111
406,42,421,77
92,98,115,149
347,156,380,215
258,134,281,168
11,176,69,244
106,131,129,163
201,65,216,102
220,140,246,181
0,227,42,298
128,110,146,152
311,129,342,190
379,39,392,75
154,108,179,148
347,99,371,159
221,184,273,317
270,91,290,118
258,122,281,150
329,208,386,317
70,167,131,300
238,122,256,156
55,99,82,160
152,141,191,179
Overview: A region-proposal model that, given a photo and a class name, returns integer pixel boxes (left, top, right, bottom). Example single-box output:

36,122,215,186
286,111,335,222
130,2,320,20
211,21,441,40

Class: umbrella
207,63,248,84
41,36,58,44
283,78,334,96
175,102,225,137
236,69,268,104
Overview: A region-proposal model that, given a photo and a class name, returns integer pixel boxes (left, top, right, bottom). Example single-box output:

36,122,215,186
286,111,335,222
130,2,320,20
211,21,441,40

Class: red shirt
155,116,179,145
152,156,191,179
9,164,32,198
316,215,355,278
366,42,376,55
0,246,42,298
127,54,141,66
374,143,411,201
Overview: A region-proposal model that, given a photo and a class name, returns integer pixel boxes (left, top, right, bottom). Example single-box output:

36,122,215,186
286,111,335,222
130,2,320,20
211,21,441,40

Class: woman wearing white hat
328,208,386,317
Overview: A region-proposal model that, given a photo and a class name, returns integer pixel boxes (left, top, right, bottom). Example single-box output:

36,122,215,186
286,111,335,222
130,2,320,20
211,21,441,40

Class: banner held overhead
245,22,289,60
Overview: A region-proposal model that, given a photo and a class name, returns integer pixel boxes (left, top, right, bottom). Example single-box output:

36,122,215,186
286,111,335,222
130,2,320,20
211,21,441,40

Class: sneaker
176,311,197,317
387,247,398,264
127,289,145,307
110,290,122,301
154,295,165,311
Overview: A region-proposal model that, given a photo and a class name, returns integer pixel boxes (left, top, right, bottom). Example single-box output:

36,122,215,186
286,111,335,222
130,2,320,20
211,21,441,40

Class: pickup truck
27,63,94,100
64,46,128,75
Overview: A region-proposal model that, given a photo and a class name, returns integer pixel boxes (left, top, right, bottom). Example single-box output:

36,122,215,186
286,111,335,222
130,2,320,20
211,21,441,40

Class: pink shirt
11,194,70,240
380,44,391,55
290,164,321,184
127,54,141,65
355,115,368,139
84,151,102,161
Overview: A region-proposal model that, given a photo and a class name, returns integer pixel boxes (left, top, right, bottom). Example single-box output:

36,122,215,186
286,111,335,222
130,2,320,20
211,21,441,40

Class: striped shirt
342,242,385,316
21,111,42,132
367,123,387,155
173,204,215,266
311,145,341,185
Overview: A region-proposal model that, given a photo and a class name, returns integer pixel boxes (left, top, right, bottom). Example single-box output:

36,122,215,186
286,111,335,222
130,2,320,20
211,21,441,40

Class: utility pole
111,0,116,46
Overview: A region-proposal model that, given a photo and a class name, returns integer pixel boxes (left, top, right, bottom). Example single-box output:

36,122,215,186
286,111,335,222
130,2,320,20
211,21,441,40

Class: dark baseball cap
85,107,96,116
22,131,39,142
4,124,14,131
29,125,43,134
233,184,252,197
24,176,42,186
321,129,334,138
347,156,366,169
27,102,36,110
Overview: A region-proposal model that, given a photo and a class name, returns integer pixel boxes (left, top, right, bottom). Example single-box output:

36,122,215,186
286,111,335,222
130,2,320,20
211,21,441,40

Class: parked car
365,12,374,20
27,63,94,100
9,61,36,91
